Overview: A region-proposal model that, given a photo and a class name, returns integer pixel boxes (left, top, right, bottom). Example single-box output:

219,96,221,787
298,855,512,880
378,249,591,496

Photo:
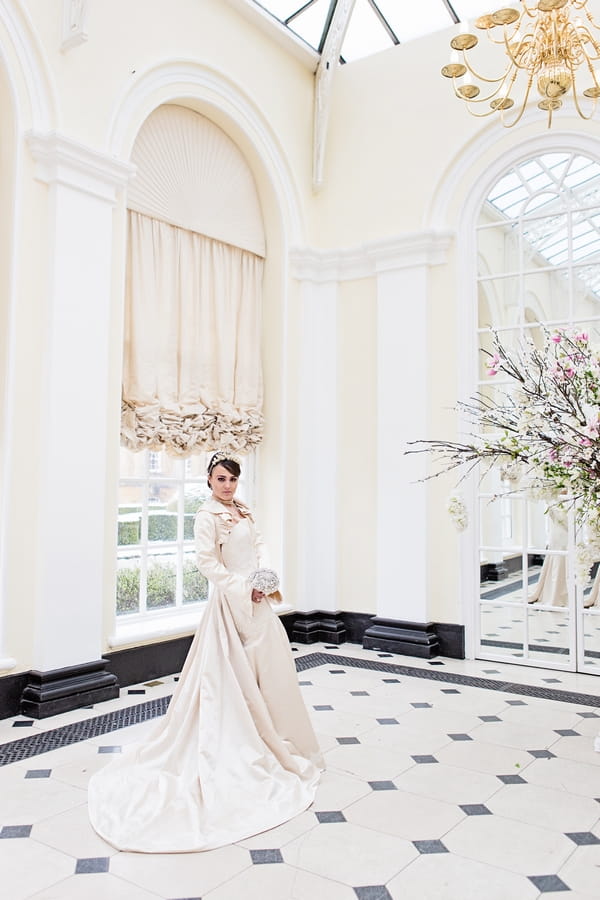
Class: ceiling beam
313,0,356,191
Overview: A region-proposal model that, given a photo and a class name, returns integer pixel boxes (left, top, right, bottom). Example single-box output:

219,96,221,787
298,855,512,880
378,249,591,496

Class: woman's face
209,464,239,504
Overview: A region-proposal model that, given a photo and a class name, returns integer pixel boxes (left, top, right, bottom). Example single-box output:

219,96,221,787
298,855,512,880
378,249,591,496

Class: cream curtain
121,211,264,456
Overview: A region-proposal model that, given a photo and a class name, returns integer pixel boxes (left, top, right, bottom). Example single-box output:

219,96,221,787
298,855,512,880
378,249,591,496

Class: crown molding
27,131,136,203
290,230,454,282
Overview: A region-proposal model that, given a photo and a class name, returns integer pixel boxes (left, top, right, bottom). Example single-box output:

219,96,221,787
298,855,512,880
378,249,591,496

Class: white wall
3,0,600,676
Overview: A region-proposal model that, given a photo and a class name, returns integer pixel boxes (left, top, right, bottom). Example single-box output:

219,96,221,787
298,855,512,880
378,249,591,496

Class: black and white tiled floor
1,642,600,899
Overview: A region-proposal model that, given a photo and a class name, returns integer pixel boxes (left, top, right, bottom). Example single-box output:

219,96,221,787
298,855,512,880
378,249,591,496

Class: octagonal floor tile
344,788,464,841
282,821,417,886
443,815,574,875
387,853,538,900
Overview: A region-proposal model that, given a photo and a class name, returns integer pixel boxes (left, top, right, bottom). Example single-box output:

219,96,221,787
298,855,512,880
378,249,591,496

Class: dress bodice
221,518,258,577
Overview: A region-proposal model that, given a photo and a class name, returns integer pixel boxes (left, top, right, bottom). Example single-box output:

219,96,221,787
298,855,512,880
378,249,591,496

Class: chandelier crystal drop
441,0,600,127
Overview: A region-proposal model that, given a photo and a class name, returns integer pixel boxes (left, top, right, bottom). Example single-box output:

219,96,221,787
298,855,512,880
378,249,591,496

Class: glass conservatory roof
251,0,497,63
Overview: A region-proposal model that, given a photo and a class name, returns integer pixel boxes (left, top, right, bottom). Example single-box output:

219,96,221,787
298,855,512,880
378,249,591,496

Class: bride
88,451,323,852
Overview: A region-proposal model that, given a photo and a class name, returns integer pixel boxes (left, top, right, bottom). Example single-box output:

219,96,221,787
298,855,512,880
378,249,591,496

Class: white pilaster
27,132,134,672
375,236,451,623
294,271,338,613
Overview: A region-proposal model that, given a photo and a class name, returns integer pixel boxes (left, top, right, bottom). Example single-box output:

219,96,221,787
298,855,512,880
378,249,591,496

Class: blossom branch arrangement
407,327,600,535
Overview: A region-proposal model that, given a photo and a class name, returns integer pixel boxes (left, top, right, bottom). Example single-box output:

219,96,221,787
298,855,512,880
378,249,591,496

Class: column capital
290,230,454,283
27,131,136,203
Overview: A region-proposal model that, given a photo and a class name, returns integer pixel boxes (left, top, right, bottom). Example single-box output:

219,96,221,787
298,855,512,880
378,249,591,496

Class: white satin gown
88,505,323,852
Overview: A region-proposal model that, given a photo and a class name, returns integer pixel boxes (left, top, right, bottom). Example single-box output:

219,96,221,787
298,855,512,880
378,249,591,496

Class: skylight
252,0,498,62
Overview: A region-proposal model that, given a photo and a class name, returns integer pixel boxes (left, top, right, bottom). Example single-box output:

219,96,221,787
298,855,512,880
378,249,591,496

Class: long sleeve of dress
194,510,253,623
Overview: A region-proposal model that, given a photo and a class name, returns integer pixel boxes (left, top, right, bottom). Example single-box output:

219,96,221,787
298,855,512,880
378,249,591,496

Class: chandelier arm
461,54,513,84
498,71,535,129
572,74,598,119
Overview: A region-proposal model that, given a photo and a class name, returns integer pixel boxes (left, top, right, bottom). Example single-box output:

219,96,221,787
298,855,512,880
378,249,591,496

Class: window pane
116,555,141,616
146,553,176,610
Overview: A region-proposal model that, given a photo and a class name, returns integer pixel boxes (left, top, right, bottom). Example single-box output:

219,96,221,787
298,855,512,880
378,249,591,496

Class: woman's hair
207,451,241,478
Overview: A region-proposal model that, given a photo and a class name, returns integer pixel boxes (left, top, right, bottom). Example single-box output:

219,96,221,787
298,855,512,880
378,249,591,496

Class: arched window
116,105,264,623
475,151,600,674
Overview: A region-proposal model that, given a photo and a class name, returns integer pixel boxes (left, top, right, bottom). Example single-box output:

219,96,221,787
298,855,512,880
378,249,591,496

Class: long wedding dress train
88,518,322,852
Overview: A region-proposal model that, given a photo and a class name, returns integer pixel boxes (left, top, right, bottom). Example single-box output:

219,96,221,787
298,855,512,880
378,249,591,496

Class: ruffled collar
201,496,253,520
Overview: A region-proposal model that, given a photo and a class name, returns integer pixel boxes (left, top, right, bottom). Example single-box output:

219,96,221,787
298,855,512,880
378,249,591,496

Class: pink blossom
487,353,500,377
551,333,562,343
580,437,593,446
576,332,589,342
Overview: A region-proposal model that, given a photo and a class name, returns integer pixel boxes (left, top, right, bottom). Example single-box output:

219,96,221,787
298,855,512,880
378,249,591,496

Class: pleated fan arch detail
121,104,266,457
128,104,265,257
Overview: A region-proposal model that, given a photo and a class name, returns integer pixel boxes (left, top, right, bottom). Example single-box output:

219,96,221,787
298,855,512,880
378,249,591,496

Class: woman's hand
251,589,265,603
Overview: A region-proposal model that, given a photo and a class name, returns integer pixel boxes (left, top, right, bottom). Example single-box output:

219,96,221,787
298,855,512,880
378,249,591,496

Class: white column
27,133,134,671
294,274,338,613
375,235,451,623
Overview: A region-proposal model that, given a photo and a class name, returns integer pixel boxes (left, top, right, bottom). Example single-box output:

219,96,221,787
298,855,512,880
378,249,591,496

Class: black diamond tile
483,669,500,674
25,769,51,778
413,839,449,854
324,645,339,650
479,715,502,722
173,676,180,682
497,774,527,784
313,705,334,711
441,689,460,694
250,849,283,864
555,729,580,737
383,678,400,684
354,887,392,900
565,832,600,845
543,678,562,684
460,804,491,816
448,734,473,741
527,874,570,892
98,746,122,754
291,647,299,652
377,653,393,658
368,781,397,791
577,712,600,718
528,749,556,759
12,720,34,728
411,703,432,709
429,661,444,666
506,700,527,706
0,825,32,838
412,755,438,764
299,681,312,686
127,689,146,695
337,737,360,745
329,670,346,675
75,857,110,874
350,691,369,696
377,718,399,725
315,811,346,823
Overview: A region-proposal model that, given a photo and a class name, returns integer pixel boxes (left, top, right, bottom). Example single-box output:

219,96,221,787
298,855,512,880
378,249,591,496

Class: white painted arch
106,59,304,247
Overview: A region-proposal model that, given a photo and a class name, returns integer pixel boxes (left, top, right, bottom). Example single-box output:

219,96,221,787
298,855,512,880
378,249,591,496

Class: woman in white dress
88,452,323,852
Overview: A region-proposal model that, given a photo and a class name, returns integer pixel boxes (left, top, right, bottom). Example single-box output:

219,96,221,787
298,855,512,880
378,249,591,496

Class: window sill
108,601,294,649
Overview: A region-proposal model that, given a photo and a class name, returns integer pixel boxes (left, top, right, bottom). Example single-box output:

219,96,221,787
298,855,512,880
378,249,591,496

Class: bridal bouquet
407,327,600,571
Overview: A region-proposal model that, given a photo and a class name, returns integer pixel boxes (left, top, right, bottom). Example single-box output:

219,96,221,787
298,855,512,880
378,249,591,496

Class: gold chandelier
441,0,600,127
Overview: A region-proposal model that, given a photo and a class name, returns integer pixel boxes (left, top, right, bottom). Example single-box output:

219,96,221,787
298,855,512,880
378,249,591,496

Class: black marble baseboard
103,635,193,689
280,611,464,660
363,618,440,659
21,659,119,719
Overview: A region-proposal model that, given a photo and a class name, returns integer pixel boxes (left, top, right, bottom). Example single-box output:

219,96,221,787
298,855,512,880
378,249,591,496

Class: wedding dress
88,505,323,852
